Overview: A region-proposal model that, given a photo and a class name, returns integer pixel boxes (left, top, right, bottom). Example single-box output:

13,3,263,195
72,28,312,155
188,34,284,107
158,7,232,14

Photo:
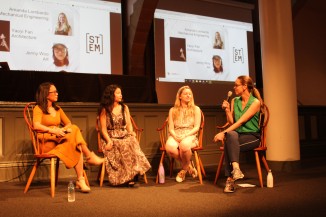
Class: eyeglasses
234,84,242,87
49,90,59,94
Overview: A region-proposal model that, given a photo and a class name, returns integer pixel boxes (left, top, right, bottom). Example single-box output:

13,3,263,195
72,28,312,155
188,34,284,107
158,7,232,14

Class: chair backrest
96,116,144,153
157,110,204,149
23,102,40,155
258,104,270,148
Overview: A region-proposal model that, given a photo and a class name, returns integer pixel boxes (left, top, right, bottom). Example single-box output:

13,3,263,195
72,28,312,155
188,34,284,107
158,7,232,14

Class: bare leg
74,152,84,178
166,137,181,161
80,144,92,157
74,151,90,192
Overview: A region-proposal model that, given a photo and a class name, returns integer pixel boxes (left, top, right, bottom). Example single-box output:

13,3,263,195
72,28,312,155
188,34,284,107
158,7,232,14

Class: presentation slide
155,9,253,83
0,0,121,74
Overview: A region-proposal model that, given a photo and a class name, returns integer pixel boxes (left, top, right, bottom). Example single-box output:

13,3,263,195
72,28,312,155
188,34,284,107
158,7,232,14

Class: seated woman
98,84,151,186
165,85,201,183
33,82,104,193
213,75,263,193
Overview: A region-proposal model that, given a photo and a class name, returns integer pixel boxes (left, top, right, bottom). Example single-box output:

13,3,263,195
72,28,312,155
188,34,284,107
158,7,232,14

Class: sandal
188,161,198,178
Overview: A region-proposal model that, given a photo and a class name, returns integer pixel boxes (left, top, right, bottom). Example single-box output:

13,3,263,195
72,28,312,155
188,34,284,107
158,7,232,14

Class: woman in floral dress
98,84,151,186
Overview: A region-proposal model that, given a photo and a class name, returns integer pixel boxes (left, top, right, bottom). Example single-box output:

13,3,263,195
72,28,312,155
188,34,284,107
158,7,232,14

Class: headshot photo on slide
212,55,223,73
0,20,10,52
54,12,72,36
213,31,224,49
169,37,186,62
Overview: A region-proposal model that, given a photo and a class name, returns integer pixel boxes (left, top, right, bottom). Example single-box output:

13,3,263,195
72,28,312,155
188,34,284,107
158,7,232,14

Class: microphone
226,91,233,102
222,91,232,109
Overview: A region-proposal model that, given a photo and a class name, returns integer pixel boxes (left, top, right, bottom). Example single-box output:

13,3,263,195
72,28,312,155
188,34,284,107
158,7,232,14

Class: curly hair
98,84,126,127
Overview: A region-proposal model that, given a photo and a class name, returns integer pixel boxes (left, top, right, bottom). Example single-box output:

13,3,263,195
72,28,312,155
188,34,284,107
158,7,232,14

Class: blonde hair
172,85,196,120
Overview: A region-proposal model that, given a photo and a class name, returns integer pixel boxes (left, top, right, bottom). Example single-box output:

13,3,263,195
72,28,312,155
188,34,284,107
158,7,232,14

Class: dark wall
0,70,153,103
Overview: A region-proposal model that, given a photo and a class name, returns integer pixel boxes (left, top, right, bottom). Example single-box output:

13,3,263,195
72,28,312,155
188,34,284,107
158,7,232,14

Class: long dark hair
98,84,126,127
35,82,60,114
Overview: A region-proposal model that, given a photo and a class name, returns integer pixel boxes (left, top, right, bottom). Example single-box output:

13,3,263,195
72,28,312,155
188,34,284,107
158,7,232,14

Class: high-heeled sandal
86,151,105,166
76,177,91,193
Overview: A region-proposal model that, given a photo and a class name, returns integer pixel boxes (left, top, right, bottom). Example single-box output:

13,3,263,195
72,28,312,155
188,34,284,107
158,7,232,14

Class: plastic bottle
158,163,165,184
68,180,75,202
267,169,274,188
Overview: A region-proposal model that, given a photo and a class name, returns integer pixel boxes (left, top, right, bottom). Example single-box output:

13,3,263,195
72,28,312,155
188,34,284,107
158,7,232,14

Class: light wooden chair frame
156,110,206,184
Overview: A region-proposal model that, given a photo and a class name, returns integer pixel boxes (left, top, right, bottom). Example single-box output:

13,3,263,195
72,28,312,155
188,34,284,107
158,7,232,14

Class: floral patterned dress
173,110,199,147
101,112,151,186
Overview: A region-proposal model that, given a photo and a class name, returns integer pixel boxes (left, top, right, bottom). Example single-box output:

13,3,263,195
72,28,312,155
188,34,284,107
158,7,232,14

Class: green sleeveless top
234,93,260,133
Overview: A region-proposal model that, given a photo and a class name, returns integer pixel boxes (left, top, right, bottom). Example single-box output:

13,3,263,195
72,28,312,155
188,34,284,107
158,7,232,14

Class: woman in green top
213,75,263,193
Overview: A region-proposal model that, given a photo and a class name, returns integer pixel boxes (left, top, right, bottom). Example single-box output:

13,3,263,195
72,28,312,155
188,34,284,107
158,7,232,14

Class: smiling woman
33,82,105,192
165,85,201,183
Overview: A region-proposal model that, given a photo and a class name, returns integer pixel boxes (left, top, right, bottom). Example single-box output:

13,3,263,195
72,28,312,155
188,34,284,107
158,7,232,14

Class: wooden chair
23,102,89,198
96,116,148,186
156,110,206,184
214,104,270,187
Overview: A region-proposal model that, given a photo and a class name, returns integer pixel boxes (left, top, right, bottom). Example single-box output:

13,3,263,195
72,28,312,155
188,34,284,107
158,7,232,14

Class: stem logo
86,33,103,54
233,47,244,63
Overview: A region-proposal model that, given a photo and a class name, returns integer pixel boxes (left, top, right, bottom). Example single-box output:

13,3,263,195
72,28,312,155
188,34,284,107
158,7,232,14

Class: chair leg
24,159,40,194
261,154,270,172
255,151,264,188
198,156,206,177
194,151,202,184
55,158,60,187
169,157,174,178
156,151,165,184
100,161,106,187
50,158,55,198
97,163,102,182
214,152,225,185
83,170,90,187
143,173,148,184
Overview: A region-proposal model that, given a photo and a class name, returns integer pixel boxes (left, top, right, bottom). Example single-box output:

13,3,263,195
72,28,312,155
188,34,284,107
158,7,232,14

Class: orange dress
33,105,86,168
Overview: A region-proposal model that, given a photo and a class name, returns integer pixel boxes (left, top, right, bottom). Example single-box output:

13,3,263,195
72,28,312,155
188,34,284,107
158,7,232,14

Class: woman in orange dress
33,82,104,192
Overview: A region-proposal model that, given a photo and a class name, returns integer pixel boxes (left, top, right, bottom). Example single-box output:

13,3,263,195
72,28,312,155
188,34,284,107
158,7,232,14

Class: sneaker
224,178,235,193
188,162,198,179
231,168,244,180
176,170,187,183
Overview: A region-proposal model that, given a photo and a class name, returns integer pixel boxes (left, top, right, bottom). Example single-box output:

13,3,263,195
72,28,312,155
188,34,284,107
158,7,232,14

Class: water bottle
68,180,75,202
158,163,165,184
267,169,274,188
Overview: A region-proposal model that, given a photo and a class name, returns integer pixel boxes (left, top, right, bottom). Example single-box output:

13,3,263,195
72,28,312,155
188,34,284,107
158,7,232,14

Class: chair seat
34,153,57,158
192,146,203,151
219,146,266,151
254,147,267,151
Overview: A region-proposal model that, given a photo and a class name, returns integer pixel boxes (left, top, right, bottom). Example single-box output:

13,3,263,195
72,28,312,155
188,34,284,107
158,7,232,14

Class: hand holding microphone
222,91,232,110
